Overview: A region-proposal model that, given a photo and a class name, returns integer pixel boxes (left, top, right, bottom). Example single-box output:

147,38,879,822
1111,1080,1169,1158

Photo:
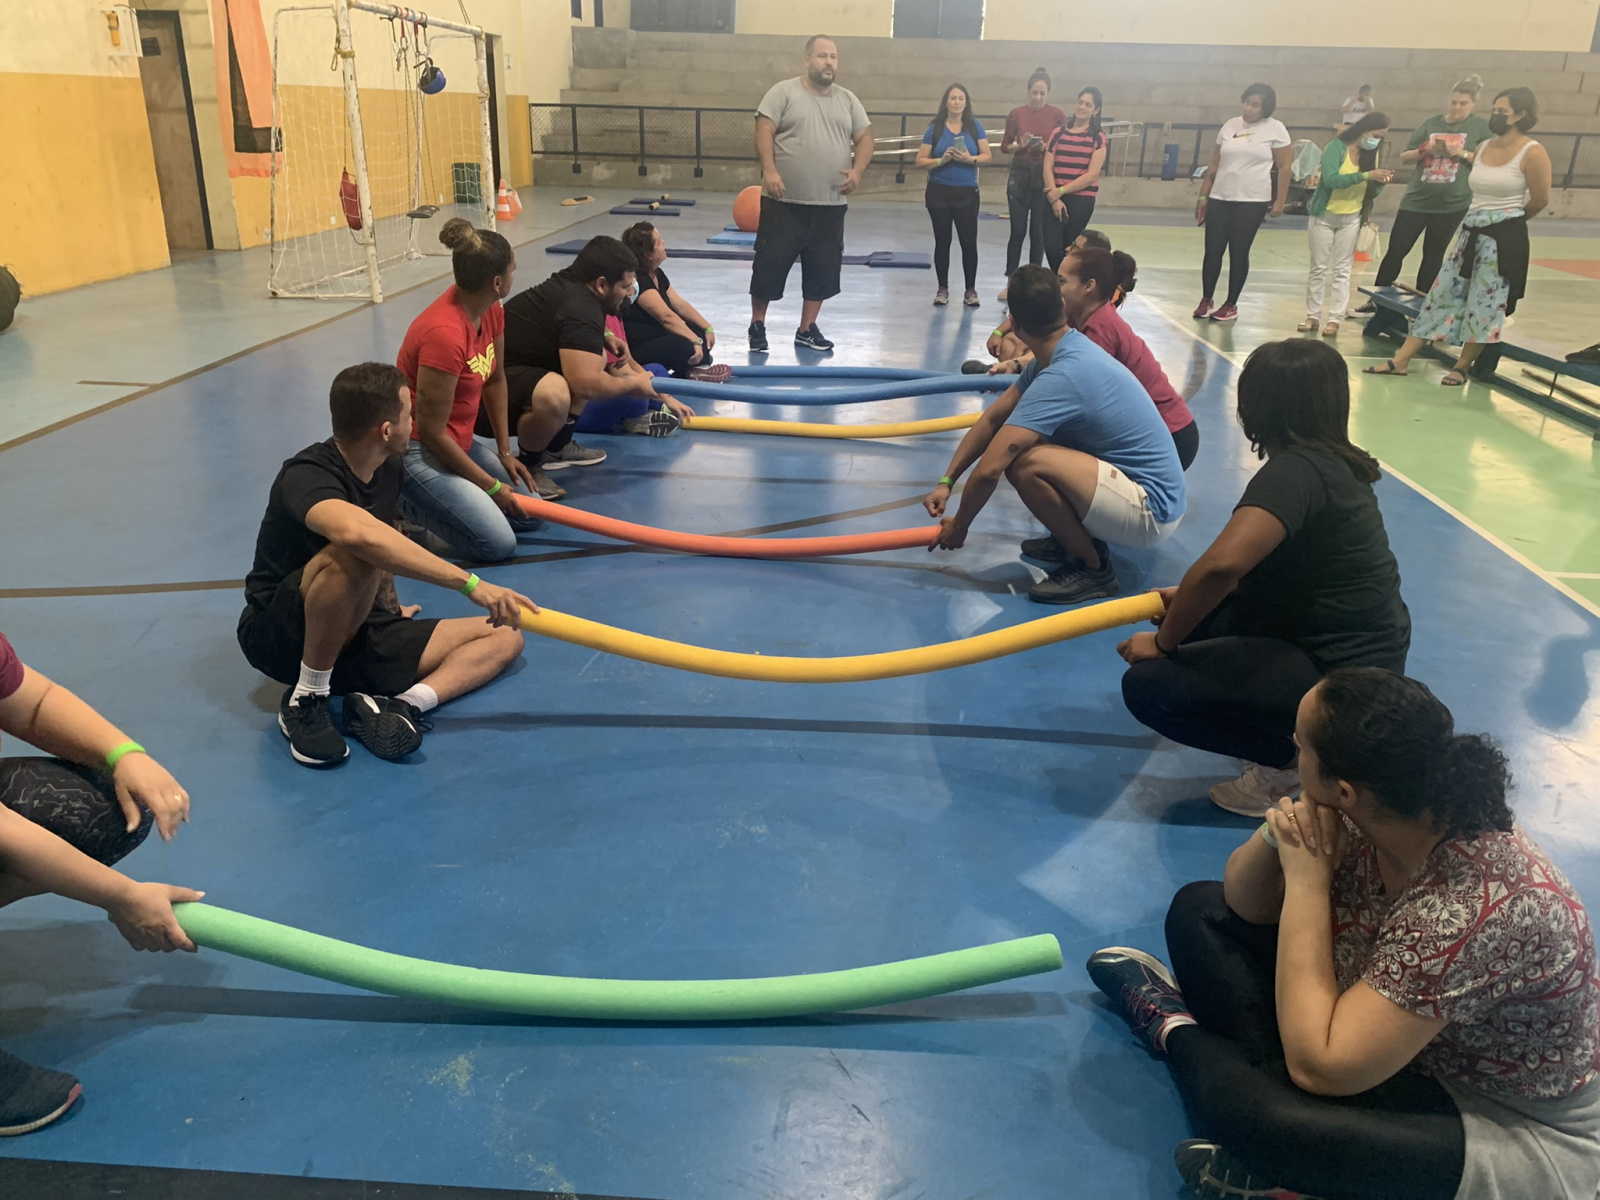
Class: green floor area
1102,221,1600,613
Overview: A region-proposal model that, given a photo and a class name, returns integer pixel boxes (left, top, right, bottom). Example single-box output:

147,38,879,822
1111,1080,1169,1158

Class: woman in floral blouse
1087,667,1599,1199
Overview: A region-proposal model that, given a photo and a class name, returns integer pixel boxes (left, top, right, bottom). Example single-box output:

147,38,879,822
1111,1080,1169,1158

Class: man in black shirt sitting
238,363,535,768
501,236,677,471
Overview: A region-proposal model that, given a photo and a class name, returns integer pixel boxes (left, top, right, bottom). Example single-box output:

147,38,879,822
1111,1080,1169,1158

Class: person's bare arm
560,347,658,404
635,288,698,345
1271,144,1293,215
1223,825,1287,924
915,137,941,170
841,125,874,196
1057,143,1106,195
414,365,497,490
303,498,536,624
1196,143,1222,222
477,337,536,492
923,385,1025,517
0,666,191,840
1523,141,1552,218
972,136,992,166
935,423,1045,548
664,285,711,333
755,115,783,198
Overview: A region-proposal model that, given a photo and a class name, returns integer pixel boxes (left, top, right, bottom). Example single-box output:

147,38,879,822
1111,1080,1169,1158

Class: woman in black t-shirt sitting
1118,339,1410,819
618,223,728,381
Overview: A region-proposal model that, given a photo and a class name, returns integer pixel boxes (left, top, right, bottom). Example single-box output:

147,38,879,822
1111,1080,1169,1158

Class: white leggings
1306,211,1362,323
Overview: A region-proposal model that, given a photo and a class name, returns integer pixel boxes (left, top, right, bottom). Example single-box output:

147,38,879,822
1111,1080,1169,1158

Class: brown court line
0,210,613,458
0,494,934,600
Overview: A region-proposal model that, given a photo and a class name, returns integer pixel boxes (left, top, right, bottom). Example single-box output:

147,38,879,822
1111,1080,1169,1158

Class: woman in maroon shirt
1000,68,1066,298
1042,87,1108,272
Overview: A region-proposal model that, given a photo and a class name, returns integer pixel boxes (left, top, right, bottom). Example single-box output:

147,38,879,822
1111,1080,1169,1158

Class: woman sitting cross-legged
1118,339,1409,818
618,222,729,382
1087,667,1600,1200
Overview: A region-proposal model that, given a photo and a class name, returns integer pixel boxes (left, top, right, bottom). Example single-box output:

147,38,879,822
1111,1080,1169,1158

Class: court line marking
1133,295,1600,623
0,209,616,457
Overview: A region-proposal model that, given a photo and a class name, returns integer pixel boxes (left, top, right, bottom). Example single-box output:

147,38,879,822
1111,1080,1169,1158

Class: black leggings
0,757,153,870
626,321,710,378
1172,419,1200,471
1121,620,1322,769
1043,194,1097,272
1005,160,1047,276
1374,207,1468,294
1163,881,1465,1200
1201,198,1271,306
927,185,979,291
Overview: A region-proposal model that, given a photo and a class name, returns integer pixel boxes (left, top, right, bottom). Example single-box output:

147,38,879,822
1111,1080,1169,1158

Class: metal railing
530,103,1600,189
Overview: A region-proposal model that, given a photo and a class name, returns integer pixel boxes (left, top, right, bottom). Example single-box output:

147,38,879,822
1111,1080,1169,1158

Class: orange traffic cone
496,181,515,222
501,180,523,216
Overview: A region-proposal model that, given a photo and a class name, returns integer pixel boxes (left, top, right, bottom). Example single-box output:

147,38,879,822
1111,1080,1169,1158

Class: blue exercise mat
630,198,695,205
609,206,681,216
708,231,757,245
661,374,1015,405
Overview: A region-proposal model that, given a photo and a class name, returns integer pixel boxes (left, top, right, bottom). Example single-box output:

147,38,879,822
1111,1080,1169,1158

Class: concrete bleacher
538,29,1600,208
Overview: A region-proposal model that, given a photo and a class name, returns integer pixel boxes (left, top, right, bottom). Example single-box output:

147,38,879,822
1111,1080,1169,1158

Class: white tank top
1469,140,1534,213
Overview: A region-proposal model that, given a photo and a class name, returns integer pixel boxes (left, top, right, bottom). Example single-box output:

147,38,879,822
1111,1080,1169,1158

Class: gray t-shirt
755,76,871,206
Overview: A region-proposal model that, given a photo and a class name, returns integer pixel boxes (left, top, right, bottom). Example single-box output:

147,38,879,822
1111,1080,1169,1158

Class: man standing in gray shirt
748,35,874,354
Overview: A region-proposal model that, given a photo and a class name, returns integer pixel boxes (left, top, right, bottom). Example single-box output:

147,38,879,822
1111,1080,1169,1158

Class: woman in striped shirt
1042,88,1107,272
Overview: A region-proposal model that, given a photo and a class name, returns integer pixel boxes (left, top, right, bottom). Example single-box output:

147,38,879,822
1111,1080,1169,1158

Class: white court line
1554,572,1600,581
1129,295,1600,623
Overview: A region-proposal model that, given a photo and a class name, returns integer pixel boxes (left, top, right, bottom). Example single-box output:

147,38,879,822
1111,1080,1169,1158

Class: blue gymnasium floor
1,198,1598,1199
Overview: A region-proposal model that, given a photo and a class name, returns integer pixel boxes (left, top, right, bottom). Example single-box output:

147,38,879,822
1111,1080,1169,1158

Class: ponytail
1308,668,1514,838
1111,250,1137,297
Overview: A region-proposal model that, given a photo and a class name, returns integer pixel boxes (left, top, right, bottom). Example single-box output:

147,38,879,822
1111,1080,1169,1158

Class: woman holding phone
917,82,991,307
999,69,1066,299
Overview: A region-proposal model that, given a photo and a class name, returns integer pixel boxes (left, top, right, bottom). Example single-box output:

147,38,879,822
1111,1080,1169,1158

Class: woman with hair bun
1119,339,1410,817
1088,667,1600,1200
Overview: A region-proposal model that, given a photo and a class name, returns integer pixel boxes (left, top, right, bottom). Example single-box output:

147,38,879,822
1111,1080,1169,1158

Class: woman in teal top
1361,75,1493,305
1301,113,1392,335
917,83,991,307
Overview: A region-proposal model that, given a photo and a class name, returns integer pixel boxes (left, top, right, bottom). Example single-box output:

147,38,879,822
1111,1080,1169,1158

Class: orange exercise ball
733,185,762,233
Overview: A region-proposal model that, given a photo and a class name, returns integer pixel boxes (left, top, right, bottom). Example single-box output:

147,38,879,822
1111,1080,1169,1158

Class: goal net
267,0,494,300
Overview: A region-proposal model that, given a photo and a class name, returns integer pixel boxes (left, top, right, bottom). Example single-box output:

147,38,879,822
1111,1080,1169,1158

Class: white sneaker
1208,764,1300,818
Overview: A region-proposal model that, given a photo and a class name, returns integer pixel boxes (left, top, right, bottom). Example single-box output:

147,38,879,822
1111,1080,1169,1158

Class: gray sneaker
622,407,683,437
541,441,607,470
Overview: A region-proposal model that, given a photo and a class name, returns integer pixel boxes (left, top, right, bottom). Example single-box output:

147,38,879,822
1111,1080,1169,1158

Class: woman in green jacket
1300,113,1392,336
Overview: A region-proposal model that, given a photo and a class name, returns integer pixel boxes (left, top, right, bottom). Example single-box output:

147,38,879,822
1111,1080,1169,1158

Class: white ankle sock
395,683,438,713
1155,1013,1198,1054
290,664,332,705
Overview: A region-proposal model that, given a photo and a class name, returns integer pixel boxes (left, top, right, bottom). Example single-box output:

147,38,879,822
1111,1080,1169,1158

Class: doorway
137,11,212,251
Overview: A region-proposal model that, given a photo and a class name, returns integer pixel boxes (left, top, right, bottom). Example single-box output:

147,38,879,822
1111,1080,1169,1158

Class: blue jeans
401,438,537,563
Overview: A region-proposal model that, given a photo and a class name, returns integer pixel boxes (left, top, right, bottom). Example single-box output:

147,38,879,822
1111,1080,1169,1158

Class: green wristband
1259,819,1280,849
484,479,503,497
105,741,146,772
939,475,954,487
459,573,481,596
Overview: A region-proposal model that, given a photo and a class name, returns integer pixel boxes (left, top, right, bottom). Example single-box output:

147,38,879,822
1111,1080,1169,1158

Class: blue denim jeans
401,438,537,563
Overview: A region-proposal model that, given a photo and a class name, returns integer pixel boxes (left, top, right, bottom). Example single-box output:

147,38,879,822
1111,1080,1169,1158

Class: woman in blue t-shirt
916,83,991,307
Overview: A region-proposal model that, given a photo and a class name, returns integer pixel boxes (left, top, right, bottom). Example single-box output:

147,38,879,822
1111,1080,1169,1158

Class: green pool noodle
172,903,1063,1021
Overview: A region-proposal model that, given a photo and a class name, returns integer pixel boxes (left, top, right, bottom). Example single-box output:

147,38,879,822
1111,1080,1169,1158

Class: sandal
1441,370,1467,386
1363,360,1407,376
1296,318,1318,332
1322,321,1340,337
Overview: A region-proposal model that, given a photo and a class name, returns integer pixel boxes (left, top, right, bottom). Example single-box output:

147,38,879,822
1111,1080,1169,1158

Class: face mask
1488,113,1513,135
1361,136,1382,149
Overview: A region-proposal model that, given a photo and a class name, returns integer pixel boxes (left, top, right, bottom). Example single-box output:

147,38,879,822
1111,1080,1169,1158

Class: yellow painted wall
506,93,533,187
980,0,1598,49
735,0,892,38
0,6,171,295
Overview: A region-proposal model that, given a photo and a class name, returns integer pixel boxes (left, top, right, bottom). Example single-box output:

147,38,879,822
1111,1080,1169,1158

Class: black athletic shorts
750,196,846,303
236,567,440,697
474,364,551,439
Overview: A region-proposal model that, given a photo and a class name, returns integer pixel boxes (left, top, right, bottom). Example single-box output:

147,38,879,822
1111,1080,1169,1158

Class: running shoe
541,441,607,470
963,289,980,307
343,694,428,761
794,324,835,352
1354,300,1378,315
0,1050,82,1137
934,287,950,306
516,452,567,500
1209,764,1300,817
1027,540,1117,604
622,407,682,437
1174,1141,1319,1199
960,359,990,374
1019,534,1067,563
747,320,769,352
278,690,348,768
1086,947,1195,1056
1192,297,1215,319
688,363,732,382
1210,303,1239,322
1566,341,1600,365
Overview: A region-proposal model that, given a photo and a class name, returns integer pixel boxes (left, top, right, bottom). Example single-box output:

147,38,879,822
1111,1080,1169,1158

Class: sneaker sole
541,453,607,471
1027,580,1119,605
0,1082,82,1136
1207,785,1275,819
1089,946,1178,989
350,719,423,762
1209,313,1238,322
277,712,349,767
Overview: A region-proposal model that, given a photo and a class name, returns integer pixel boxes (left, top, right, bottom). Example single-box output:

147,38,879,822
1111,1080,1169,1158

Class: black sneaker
1353,300,1378,315
1086,947,1194,1056
1019,534,1067,563
960,358,989,374
0,1049,81,1136
1027,541,1118,604
1566,341,1600,366
794,324,834,352
747,320,768,352
343,694,428,761
1173,1140,1314,1199
277,690,348,767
